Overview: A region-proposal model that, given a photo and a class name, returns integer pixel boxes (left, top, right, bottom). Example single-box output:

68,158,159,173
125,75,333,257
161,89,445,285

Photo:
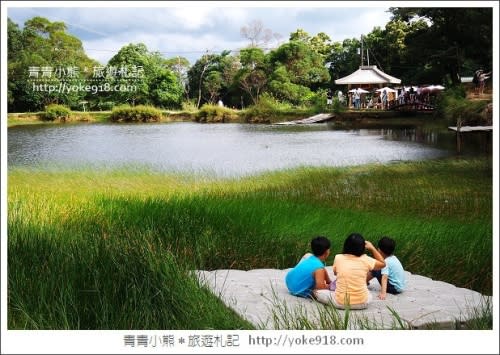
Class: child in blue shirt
367,236,406,299
285,236,333,298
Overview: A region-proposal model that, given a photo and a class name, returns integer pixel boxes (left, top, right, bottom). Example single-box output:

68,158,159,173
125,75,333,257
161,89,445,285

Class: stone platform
195,268,491,330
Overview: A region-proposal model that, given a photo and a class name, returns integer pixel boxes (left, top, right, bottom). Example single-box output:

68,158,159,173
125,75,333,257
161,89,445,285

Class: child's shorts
332,292,372,310
329,279,337,291
370,270,402,295
313,289,372,309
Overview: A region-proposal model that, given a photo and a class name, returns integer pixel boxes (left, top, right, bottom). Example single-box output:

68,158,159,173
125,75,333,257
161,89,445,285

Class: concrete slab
195,268,491,330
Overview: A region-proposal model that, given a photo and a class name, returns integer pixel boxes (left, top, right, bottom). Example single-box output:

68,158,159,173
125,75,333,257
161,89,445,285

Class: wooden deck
274,113,334,125
448,126,493,132
390,102,435,112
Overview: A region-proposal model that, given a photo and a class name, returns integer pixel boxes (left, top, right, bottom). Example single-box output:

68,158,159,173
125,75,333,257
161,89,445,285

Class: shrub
195,104,238,123
42,104,72,121
309,90,345,114
242,93,291,123
331,97,346,114
181,100,198,112
71,112,94,122
95,101,115,111
109,105,163,122
258,93,293,111
436,87,489,126
242,93,311,123
309,90,327,113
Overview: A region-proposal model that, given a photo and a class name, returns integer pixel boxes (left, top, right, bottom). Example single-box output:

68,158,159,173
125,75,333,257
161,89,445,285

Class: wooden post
456,116,462,154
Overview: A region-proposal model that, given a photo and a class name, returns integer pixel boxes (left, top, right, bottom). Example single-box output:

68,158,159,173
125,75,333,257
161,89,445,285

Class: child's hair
378,236,396,256
342,233,365,256
311,236,331,256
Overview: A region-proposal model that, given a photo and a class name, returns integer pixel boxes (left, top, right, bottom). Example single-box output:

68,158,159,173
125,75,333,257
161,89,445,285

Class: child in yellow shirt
332,233,385,309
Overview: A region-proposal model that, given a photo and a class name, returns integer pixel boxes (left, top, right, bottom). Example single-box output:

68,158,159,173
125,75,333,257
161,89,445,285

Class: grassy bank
7,108,309,127
7,111,197,127
7,111,111,127
7,158,492,329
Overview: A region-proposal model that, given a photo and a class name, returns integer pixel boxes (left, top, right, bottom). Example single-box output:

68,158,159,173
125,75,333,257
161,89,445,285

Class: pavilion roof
335,65,401,85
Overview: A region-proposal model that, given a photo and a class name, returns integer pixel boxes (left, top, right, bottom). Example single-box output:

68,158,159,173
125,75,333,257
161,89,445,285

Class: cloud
7,5,393,64
169,7,217,30
83,31,249,65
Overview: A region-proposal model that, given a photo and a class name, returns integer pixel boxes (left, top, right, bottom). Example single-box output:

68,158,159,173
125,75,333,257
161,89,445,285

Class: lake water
7,122,491,177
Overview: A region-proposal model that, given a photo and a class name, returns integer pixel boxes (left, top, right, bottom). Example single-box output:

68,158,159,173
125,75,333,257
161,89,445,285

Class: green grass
267,298,413,330
267,295,492,330
8,111,111,127
7,112,45,127
7,158,492,329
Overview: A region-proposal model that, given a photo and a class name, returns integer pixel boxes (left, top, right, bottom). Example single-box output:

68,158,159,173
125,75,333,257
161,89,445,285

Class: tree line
7,8,492,112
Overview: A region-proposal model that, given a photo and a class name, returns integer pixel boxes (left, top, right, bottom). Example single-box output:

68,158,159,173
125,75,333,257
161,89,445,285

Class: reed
7,158,492,329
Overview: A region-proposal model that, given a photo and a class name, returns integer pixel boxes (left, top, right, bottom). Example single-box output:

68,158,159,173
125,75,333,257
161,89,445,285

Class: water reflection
381,128,439,145
384,127,492,155
329,120,492,156
7,121,491,177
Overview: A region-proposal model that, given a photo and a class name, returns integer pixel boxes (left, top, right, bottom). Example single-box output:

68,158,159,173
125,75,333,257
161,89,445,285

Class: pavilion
335,65,401,107
335,65,401,87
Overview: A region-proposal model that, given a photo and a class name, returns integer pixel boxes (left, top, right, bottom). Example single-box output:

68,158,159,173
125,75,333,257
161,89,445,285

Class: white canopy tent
375,87,398,100
348,88,370,93
376,87,397,93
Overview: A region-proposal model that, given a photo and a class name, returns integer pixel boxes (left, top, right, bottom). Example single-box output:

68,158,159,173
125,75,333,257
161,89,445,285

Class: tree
7,18,23,61
309,32,333,58
149,69,183,108
203,71,223,104
326,38,361,87
238,70,267,105
188,53,219,108
7,16,99,112
187,51,238,107
360,22,416,79
389,7,493,84
218,54,242,107
105,43,151,105
268,65,313,105
105,43,183,108
289,29,311,42
240,20,278,48
267,40,330,104
236,48,268,104
164,56,191,101
289,30,333,59
7,19,24,108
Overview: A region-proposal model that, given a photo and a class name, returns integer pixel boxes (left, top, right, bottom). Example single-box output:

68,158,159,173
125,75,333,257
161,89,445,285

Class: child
332,233,385,309
285,236,333,301
367,236,406,300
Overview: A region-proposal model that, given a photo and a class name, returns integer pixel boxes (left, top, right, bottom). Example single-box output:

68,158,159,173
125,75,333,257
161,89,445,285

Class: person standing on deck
326,88,333,106
354,88,361,109
381,90,388,110
479,70,491,95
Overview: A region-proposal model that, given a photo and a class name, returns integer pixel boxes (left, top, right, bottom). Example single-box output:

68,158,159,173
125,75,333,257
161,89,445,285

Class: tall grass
109,105,163,122
7,158,492,329
267,298,413,330
436,87,491,126
195,104,240,123
242,93,314,123
8,198,253,330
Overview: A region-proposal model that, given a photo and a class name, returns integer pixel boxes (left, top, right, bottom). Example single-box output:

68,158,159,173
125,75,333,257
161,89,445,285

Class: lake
7,121,491,177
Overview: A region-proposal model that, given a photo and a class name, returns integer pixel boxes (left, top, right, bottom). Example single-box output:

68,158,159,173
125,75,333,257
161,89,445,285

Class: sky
6,2,394,65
